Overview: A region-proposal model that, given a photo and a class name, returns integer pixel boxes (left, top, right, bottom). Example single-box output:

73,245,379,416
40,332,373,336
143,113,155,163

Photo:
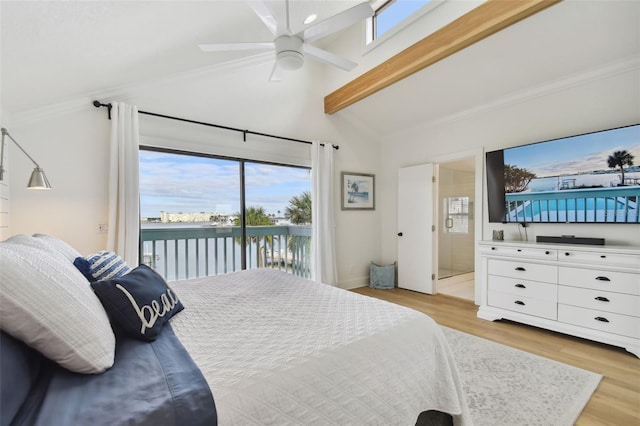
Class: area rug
442,327,602,426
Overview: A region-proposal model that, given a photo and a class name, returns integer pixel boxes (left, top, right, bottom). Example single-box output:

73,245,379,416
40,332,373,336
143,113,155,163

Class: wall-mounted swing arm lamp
0,128,52,189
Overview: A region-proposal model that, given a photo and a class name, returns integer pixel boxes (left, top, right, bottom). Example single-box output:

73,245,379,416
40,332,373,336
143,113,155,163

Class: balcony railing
505,186,639,223
140,225,312,281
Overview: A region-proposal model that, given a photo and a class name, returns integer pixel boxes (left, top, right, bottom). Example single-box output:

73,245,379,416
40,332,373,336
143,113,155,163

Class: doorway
437,158,476,300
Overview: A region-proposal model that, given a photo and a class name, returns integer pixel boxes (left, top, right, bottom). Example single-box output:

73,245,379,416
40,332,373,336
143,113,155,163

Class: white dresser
478,240,640,357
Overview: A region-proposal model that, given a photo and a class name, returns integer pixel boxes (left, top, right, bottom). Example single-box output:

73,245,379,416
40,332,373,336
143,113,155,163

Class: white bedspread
170,269,472,425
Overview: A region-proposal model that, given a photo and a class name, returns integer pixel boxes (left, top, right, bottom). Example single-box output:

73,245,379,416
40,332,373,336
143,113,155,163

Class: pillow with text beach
90,265,184,342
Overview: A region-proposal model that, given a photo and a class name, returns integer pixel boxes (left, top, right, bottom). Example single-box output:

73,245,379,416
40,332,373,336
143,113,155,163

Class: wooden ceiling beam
324,0,562,115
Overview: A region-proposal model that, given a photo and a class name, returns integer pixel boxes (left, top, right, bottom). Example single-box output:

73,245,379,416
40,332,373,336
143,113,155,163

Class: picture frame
341,172,375,210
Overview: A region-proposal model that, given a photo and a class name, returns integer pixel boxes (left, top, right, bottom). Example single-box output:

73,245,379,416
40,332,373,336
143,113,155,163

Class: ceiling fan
198,0,374,81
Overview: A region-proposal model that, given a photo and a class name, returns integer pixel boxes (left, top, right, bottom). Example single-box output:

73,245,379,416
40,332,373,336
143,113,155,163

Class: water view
503,125,640,223
140,222,312,281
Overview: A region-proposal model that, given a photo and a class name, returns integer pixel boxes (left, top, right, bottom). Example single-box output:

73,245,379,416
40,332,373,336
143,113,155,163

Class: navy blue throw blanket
2,325,216,426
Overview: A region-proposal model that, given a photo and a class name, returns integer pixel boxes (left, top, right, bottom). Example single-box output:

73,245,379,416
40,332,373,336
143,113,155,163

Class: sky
376,0,431,37
503,125,640,178
139,150,311,218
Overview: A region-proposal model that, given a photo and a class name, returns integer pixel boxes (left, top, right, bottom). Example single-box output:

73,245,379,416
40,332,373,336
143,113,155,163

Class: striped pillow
74,251,132,282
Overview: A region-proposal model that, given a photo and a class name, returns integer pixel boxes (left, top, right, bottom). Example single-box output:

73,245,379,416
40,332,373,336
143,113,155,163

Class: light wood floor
351,287,640,426
437,272,475,300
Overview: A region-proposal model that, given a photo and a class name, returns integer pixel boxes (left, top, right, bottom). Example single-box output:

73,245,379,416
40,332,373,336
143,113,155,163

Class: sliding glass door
244,162,312,276
138,147,311,281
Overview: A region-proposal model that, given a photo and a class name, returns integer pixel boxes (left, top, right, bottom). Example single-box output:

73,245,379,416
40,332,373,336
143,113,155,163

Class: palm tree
504,164,536,193
234,206,273,267
284,192,312,270
607,150,634,186
285,191,312,225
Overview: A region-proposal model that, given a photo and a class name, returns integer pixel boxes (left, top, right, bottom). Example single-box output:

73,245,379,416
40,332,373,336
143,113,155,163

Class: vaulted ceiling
1,1,363,113
2,1,638,137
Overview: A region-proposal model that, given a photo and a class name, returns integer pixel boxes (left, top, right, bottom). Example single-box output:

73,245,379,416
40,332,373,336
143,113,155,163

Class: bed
0,234,472,426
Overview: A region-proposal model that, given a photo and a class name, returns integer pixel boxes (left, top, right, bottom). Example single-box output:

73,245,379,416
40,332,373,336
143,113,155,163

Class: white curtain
107,102,140,267
311,141,338,286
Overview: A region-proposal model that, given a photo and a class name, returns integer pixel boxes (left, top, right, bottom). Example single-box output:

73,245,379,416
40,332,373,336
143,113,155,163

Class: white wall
378,67,640,265
8,60,383,289
8,108,111,254
0,153,10,240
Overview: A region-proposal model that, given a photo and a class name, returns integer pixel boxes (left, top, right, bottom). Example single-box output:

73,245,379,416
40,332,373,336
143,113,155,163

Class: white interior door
397,163,435,294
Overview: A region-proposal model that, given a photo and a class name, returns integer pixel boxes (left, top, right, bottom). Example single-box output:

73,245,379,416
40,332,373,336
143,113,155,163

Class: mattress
170,268,472,425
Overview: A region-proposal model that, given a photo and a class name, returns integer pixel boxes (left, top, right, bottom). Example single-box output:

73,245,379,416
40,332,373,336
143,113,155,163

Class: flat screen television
486,124,640,224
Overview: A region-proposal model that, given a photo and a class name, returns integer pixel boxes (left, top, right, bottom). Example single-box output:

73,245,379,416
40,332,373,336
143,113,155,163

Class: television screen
486,124,640,223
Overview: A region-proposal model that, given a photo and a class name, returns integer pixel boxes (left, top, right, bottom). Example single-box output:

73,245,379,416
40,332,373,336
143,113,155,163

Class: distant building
159,211,235,225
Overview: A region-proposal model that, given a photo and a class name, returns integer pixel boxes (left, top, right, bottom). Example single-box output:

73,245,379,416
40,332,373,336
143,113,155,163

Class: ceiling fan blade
198,42,274,52
248,0,279,35
304,44,357,71
269,61,283,82
302,2,374,43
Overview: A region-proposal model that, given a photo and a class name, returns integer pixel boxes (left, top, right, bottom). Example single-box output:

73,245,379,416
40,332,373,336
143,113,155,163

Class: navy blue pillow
90,265,184,342
74,251,131,282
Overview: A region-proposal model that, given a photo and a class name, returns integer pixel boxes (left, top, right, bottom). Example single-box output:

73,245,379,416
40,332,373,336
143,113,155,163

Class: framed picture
341,172,375,210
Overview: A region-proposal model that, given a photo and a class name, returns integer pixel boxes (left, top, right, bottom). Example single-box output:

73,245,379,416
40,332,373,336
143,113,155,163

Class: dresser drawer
558,286,640,317
559,250,640,269
488,259,557,283
489,275,557,302
558,304,640,339
558,267,640,295
488,291,557,320
480,244,557,260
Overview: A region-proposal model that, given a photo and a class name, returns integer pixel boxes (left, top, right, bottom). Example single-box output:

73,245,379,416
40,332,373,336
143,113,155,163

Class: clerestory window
366,0,444,45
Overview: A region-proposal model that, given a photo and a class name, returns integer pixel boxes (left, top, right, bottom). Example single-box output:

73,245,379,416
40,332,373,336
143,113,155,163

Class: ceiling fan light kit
198,0,373,80
275,35,304,70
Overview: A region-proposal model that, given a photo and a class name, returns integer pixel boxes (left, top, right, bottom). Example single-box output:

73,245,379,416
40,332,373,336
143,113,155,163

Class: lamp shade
28,167,52,190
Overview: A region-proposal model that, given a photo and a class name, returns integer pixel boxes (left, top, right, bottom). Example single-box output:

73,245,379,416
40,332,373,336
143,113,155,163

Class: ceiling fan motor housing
275,35,304,70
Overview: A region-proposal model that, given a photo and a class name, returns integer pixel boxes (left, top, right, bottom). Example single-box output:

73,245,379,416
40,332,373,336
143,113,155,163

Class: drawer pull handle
514,300,525,306
545,251,550,255
515,284,526,289
595,276,611,282
595,296,610,302
491,247,496,250
565,252,571,256
594,317,610,323
600,255,606,259
515,267,526,272
517,249,522,252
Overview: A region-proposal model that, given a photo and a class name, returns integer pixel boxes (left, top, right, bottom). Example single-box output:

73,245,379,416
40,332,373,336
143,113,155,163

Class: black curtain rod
92,101,338,150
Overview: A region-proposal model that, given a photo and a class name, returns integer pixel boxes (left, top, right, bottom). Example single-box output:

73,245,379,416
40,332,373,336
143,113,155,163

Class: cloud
525,142,640,177
139,150,310,217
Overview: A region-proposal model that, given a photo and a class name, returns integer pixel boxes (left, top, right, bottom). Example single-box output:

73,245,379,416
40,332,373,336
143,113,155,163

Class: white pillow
32,233,82,261
0,237,116,374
